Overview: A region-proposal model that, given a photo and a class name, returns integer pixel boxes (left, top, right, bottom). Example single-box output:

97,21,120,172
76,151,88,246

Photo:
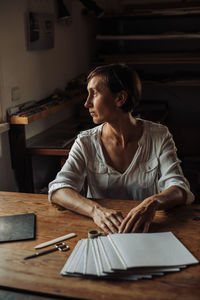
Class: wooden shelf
9,93,86,125
96,33,200,41
26,147,71,156
143,80,200,86
103,3,200,18
26,118,80,153
8,87,88,192
98,52,200,65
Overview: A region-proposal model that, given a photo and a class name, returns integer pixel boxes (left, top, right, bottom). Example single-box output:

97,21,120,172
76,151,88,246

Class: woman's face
85,75,117,124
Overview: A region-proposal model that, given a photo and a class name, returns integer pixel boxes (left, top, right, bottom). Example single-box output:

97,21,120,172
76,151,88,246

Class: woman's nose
84,95,92,108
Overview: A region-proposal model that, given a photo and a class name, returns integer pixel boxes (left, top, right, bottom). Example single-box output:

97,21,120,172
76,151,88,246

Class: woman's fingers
119,203,157,233
109,211,123,227
119,208,144,233
107,211,125,233
131,215,146,232
94,209,124,234
101,218,119,234
143,221,151,233
115,211,124,224
119,213,132,233
119,217,129,233
102,209,152,234
100,222,112,234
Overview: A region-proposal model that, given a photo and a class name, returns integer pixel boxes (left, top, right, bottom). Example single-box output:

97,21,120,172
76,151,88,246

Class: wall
0,0,95,191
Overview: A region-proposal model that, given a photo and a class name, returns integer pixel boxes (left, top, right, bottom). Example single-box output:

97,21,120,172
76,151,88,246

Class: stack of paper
61,232,198,280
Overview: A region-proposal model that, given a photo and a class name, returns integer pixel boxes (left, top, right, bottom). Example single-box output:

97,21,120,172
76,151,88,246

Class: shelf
96,33,200,41
26,118,80,151
97,52,200,65
26,147,71,156
143,80,200,86
9,93,86,125
103,3,200,18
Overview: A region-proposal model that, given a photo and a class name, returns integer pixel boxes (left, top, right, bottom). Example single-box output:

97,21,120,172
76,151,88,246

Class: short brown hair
87,63,142,112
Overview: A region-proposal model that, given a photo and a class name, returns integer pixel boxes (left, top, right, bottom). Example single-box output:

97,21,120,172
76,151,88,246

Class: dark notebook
0,213,36,242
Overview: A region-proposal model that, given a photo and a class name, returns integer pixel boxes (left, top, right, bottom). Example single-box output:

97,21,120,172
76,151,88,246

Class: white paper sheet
98,236,127,271
86,238,99,276
61,239,87,274
61,232,198,280
108,232,198,269
96,237,113,273
74,239,88,274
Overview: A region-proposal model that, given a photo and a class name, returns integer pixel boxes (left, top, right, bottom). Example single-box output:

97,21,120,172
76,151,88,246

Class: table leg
9,124,34,192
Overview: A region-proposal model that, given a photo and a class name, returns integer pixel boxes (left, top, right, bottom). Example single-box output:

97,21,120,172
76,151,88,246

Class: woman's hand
119,197,159,233
92,205,124,234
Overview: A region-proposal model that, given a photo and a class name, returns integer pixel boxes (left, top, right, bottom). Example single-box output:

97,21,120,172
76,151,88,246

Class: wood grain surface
0,191,199,300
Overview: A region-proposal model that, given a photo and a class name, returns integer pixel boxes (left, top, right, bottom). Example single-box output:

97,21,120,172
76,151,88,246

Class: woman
48,63,194,234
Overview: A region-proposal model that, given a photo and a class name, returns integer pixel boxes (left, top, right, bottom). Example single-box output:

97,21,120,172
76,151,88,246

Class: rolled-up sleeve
48,136,86,202
157,129,194,204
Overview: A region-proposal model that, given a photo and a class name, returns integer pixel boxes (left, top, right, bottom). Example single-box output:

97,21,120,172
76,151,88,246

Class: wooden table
0,191,199,300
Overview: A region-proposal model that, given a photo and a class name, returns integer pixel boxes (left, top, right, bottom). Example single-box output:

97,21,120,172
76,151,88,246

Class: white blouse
48,119,194,204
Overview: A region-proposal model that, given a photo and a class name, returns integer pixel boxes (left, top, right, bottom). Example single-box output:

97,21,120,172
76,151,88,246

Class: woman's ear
115,90,128,108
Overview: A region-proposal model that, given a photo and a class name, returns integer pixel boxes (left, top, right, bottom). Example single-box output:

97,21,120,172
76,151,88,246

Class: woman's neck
102,114,141,147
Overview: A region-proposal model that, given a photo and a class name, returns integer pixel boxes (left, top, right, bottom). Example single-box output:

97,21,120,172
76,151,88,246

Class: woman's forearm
155,186,187,211
51,187,124,234
51,187,99,218
119,186,187,233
